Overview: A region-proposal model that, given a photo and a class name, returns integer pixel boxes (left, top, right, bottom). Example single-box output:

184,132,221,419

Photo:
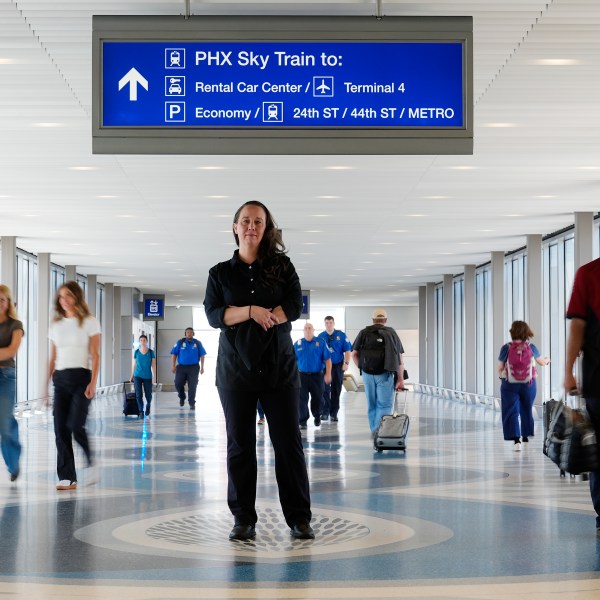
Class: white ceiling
0,0,599,307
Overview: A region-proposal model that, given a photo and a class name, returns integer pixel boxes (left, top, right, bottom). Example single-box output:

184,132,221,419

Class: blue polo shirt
294,337,330,373
171,338,207,365
318,329,352,364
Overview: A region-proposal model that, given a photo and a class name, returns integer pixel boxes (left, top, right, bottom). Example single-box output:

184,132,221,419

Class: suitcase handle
393,389,409,416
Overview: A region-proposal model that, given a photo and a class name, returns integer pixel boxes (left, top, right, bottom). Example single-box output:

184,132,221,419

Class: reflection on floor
1,386,600,599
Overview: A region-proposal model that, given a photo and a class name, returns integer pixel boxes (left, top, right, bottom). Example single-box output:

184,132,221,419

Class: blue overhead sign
101,41,464,129
92,15,473,154
143,297,164,321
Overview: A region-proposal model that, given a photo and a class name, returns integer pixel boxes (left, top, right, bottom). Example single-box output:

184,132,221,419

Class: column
113,286,122,383
574,211,594,269
0,236,16,291
491,251,505,398
526,234,544,404
65,265,77,282
102,283,114,386
464,265,476,393
36,253,51,399
443,274,453,388
418,286,427,384
87,274,97,316
426,282,435,385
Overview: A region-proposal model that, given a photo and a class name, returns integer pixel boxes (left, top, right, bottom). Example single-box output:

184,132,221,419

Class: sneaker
56,480,77,490
139,412,145,419
189,404,195,410
513,442,522,452
257,417,265,425
331,416,339,422
145,406,151,417
179,399,185,407
9,470,19,483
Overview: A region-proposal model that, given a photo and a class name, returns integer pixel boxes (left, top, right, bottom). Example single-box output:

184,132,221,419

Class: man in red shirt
565,257,600,536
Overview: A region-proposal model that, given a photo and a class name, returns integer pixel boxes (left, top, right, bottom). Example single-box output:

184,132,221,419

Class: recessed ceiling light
390,229,408,233
70,243,83,246
449,166,476,170
533,59,580,66
118,214,134,218
317,195,340,199
480,229,495,232
325,166,354,170
102,261,115,264
196,166,226,170
214,214,231,218
310,215,332,218
578,166,600,170
303,242,319,245
424,195,449,199
165,261,181,264
32,122,64,128
368,252,384,255
146,242,162,246
504,214,523,218
459,242,472,245
379,242,397,245
483,123,516,128
69,166,97,171
97,195,118,199
406,214,426,218
297,253,313,255
133,230,151,234
535,195,556,199
23,214,39,218
305,230,323,233
206,195,229,198
0,195,11,198
360,261,374,264
0,58,16,65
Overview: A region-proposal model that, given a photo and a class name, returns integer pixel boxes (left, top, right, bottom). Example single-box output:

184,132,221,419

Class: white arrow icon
118,68,149,101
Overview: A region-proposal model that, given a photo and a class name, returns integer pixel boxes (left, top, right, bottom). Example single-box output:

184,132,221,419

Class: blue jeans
0,367,21,476
500,379,537,440
363,371,395,433
134,376,152,414
585,397,600,528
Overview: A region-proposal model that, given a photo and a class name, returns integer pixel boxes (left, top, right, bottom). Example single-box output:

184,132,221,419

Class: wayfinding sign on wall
93,16,473,155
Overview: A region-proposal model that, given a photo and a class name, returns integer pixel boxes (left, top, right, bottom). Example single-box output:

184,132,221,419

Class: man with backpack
351,309,406,436
171,327,207,410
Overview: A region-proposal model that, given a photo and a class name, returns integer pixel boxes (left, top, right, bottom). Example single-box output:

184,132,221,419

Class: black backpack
360,326,386,375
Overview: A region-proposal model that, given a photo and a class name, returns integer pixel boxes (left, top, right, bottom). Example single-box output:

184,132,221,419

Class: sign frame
92,15,473,155
142,295,165,321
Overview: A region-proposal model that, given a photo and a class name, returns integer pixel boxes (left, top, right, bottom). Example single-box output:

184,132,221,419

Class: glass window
476,265,493,395
453,277,465,390
434,284,443,386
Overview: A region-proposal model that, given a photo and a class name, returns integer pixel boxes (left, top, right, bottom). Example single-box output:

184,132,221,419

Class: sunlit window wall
476,265,493,396
434,284,443,386
453,276,464,391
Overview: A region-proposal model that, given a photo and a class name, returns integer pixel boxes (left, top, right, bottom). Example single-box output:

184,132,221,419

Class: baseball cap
372,308,388,320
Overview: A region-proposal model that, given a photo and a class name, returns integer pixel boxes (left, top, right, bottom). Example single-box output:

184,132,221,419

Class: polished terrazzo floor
2,383,600,599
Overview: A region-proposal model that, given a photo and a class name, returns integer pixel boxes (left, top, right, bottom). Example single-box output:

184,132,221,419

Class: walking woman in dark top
204,200,313,541
0,285,23,483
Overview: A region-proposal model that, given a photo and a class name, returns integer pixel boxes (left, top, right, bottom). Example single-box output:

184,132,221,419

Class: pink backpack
506,341,534,383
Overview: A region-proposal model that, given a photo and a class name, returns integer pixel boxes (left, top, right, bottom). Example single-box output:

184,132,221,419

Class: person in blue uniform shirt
170,327,206,410
318,316,352,422
295,323,332,428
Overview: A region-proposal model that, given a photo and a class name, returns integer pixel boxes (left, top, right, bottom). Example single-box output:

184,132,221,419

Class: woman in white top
48,281,101,490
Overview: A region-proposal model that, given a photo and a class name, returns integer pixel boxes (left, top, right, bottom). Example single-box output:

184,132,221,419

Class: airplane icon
313,76,334,97
316,81,330,94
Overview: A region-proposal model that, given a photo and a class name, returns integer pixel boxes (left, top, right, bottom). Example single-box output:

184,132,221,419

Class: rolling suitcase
123,381,139,417
374,390,409,453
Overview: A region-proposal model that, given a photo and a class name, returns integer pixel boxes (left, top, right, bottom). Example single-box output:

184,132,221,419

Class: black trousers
217,386,311,528
174,364,200,405
321,362,344,418
585,397,600,528
299,372,323,425
53,368,93,482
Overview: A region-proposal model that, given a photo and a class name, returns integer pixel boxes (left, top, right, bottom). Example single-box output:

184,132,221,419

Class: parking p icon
165,102,185,123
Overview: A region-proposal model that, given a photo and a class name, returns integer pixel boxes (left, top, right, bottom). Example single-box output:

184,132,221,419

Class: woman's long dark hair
233,200,287,288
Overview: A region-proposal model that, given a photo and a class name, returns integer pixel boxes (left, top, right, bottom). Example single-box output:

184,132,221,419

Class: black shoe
10,470,19,483
300,423,307,430
314,417,321,427
331,416,338,422
321,415,329,421
189,404,195,410
290,523,315,539
139,412,145,419
179,399,185,407
145,406,151,416
229,524,256,541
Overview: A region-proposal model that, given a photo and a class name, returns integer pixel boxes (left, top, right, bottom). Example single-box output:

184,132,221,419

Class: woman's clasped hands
250,305,280,332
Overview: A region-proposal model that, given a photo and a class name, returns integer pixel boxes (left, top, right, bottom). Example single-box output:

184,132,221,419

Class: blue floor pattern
1,385,599,599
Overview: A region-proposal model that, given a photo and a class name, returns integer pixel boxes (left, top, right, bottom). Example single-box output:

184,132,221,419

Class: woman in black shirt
204,201,313,541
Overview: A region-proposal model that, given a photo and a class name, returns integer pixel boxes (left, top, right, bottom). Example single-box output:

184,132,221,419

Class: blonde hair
0,284,19,320
53,281,91,326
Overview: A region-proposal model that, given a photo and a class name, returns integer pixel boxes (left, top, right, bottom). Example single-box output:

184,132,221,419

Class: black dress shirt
204,250,302,391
